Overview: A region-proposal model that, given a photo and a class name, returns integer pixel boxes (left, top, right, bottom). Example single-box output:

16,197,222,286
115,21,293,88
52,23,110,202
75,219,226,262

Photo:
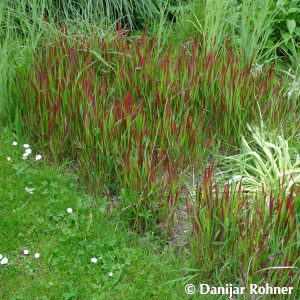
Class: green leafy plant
270,0,300,58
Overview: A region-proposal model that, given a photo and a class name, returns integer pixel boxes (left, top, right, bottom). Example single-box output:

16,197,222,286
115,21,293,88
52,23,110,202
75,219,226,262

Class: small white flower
109,272,113,277
23,250,29,255
7,157,11,161
22,156,28,160
23,144,30,149
25,187,35,194
0,254,2,260
25,149,32,154
34,253,40,258
35,155,42,161
91,257,97,263
0,257,8,265
67,208,73,214
13,141,17,146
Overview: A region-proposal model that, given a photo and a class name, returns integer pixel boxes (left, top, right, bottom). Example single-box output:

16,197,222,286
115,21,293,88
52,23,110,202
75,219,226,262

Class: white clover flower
7,157,11,161
109,272,113,277
23,144,30,149
25,149,32,154
0,257,8,265
12,141,17,146
23,250,29,255
35,155,42,161
67,208,73,214
25,187,35,194
34,253,40,258
91,257,97,263
0,254,2,260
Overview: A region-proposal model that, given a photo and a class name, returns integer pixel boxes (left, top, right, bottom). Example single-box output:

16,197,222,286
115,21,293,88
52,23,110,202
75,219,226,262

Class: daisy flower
25,149,32,154
23,144,30,149
0,257,8,265
35,155,42,161
23,250,29,255
7,157,11,161
0,254,2,260
67,208,73,214
34,253,40,259
12,141,17,146
91,257,97,263
109,272,113,277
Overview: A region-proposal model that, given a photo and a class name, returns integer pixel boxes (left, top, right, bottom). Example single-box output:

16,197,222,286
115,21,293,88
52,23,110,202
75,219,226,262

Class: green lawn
0,127,189,300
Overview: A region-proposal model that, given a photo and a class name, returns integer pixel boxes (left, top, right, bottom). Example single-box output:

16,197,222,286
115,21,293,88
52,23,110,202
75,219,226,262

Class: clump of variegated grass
221,120,300,198
187,163,299,288
10,25,295,231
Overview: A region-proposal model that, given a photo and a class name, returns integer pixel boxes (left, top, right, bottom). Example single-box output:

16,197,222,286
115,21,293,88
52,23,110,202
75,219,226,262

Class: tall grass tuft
187,163,299,289
0,0,161,30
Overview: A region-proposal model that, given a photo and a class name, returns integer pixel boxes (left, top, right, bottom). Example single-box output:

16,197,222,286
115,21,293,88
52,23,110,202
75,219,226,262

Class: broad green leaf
287,19,296,35
287,8,300,14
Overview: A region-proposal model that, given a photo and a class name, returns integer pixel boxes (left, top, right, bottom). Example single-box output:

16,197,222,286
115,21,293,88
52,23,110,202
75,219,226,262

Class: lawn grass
0,126,189,300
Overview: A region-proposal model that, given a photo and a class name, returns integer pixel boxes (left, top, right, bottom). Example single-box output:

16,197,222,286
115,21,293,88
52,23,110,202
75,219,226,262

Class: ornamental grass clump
11,25,294,231
223,121,300,197
187,163,299,288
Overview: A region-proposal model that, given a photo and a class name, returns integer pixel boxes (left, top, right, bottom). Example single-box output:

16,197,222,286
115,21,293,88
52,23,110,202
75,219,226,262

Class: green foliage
0,127,187,299
222,121,300,197
187,163,299,290
0,0,162,30
0,0,299,295
8,27,295,231
177,0,300,66
270,0,300,57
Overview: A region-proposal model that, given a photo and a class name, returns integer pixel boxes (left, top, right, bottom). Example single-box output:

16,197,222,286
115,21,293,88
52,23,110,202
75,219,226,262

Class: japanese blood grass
222,121,300,198
187,163,299,292
113,34,290,143
11,28,293,231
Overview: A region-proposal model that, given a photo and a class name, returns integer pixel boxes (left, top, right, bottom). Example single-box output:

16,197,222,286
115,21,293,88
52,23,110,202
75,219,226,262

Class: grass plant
0,0,299,298
8,25,296,231
0,0,162,30
0,126,188,300
177,0,299,66
221,121,300,197
187,163,299,296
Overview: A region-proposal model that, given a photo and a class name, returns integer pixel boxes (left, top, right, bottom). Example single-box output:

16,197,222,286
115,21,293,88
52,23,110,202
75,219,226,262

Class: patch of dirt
169,200,190,252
